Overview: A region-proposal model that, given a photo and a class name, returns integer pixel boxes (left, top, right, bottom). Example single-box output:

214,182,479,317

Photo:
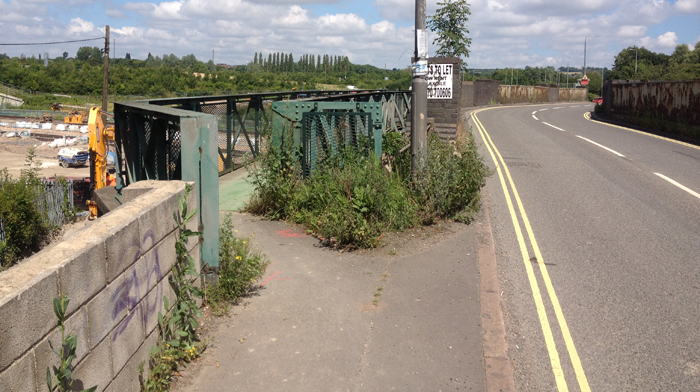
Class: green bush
245,127,488,249
205,214,270,315
288,150,418,248
415,132,488,224
0,167,49,267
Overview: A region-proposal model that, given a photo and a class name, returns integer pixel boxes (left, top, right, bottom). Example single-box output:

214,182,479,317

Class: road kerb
478,197,516,392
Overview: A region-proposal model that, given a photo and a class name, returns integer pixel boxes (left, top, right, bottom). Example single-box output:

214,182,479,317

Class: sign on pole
426,63,453,99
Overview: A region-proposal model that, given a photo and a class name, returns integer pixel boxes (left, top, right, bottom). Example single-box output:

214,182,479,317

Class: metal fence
301,111,373,177
38,179,74,227
140,89,403,175
0,179,74,252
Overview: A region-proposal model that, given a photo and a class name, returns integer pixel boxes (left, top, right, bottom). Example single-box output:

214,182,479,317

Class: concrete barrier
0,180,199,392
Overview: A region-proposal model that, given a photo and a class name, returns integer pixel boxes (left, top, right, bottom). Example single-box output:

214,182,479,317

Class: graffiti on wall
111,230,165,340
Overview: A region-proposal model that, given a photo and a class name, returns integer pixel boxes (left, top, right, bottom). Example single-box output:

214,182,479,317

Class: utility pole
411,0,428,181
102,25,110,111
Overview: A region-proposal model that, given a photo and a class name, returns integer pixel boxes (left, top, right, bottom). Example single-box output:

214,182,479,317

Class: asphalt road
469,103,700,391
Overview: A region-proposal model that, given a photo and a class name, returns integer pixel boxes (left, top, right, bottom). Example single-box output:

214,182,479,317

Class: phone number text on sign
426,64,453,100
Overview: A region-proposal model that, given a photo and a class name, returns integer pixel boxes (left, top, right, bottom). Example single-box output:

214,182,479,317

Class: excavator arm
87,106,115,220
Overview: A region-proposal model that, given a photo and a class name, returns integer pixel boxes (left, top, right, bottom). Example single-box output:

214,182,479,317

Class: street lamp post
629,47,638,74
583,34,599,76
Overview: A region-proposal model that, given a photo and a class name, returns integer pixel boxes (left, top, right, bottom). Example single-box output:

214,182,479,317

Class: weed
141,184,204,392
204,213,270,315
413,131,488,224
246,125,487,249
46,295,97,392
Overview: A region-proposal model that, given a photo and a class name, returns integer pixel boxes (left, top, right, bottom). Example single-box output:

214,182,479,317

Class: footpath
170,167,513,391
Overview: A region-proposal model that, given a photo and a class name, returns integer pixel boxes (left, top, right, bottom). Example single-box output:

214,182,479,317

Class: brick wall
0,180,199,392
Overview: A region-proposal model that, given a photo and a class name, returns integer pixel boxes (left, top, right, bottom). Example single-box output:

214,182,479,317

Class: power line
0,37,105,46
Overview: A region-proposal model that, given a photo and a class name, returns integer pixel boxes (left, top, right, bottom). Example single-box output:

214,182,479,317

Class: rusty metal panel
498,85,550,104
610,80,700,139
559,88,587,102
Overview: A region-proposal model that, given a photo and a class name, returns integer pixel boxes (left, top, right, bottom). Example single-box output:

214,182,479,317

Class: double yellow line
471,108,591,392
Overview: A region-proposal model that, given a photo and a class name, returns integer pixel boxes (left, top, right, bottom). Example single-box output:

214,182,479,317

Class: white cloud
657,31,678,46
639,31,679,50
273,6,311,27
617,25,647,37
67,17,96,35
317,13,367,34
675,0,700,13
105,8,126,18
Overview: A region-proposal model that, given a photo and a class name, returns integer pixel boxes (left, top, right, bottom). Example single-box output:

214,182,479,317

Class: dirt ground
0,117,90,178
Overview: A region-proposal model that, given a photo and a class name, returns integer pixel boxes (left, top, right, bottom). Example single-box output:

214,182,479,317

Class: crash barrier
0,181,199,392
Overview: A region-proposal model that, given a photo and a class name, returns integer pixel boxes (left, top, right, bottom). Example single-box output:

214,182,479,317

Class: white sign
417,29,428,58
426,64,453,99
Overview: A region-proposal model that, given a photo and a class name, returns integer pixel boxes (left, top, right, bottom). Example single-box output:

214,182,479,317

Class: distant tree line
250,52,352,75
0,47,411,99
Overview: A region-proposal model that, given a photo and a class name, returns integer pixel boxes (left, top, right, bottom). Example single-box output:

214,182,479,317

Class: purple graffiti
112,230,162,340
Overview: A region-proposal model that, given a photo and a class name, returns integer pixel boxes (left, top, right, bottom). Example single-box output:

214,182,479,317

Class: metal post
411,0,427,181
102,26,110,111
584,34,599,77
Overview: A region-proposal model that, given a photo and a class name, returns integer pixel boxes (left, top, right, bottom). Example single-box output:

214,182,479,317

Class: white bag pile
68,125,80,132
49,137,67,148
56,124,66,131
42,123,52,130
80,125,89,133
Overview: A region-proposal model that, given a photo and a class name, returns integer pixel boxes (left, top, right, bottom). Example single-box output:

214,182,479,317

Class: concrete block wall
0,180,199,392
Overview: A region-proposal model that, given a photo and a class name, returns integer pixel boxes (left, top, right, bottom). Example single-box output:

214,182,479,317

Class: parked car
592,97,603,104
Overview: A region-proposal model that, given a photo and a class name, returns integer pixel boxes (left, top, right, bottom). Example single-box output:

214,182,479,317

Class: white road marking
576,135,626,157
543,122,565,131
571,106,580,108
655,173,700,200
539,108,548,111
532,111,538,115
553,107,563,110
532,114,539,120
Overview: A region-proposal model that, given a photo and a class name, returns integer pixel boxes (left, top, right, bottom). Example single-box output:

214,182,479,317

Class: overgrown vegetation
141,185,204,391
46,295,97,392
246,128,488,249
0,149,75,268
204,213,269,315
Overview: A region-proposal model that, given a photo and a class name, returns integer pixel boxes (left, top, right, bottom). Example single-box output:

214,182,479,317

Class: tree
76,47,93,61
427,0,472,63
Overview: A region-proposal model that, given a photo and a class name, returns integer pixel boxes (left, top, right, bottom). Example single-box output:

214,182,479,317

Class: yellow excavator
50,103,88,124
86,106,115,220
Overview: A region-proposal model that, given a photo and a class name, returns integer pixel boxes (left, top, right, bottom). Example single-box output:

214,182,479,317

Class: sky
0,0,698,70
